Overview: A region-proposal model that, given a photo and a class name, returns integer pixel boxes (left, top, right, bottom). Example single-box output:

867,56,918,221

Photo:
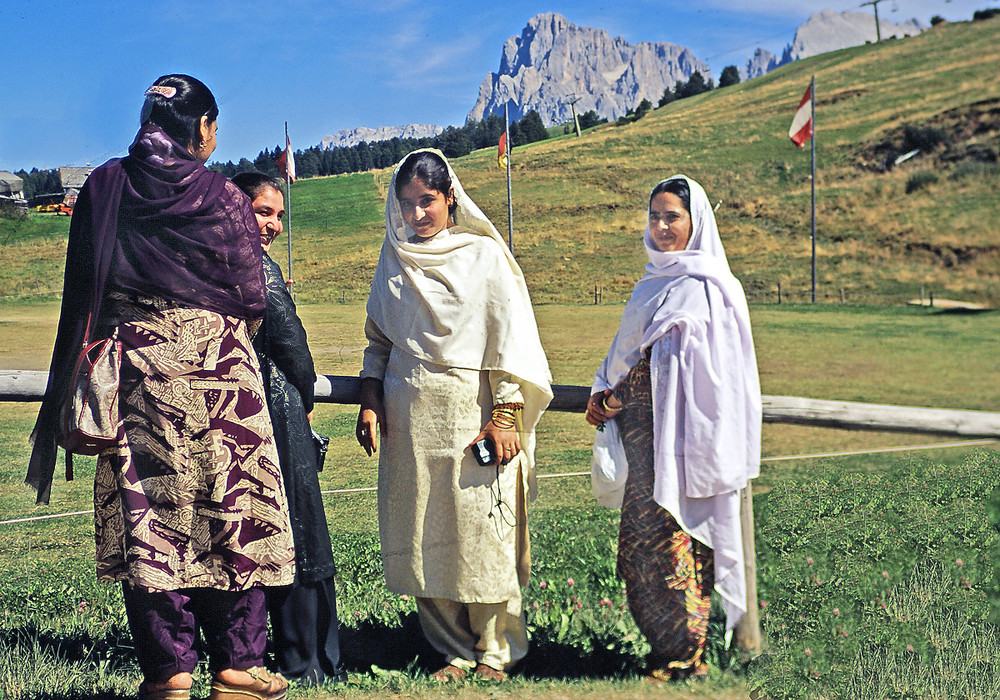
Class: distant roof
60,166,94,189
0,170,24,194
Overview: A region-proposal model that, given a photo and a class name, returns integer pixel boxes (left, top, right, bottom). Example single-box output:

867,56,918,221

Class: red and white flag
276,134,296,182
789,83,813,148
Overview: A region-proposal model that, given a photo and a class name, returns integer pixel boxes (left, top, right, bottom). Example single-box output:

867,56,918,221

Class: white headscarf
367,149,553,491
593,175,761,628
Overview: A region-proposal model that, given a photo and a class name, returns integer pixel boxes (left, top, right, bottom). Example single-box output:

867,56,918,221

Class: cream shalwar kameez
361,150,552,671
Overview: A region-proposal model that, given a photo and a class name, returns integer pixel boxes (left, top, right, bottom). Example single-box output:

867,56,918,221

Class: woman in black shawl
233,172,345,687
27,75,293,700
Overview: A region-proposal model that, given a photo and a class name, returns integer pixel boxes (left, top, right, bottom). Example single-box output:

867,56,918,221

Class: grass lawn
1,300,998,698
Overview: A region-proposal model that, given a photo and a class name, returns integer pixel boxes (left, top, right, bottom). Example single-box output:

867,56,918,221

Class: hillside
1,16,998,307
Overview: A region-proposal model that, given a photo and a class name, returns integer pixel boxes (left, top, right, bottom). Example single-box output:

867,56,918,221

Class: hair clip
145,85,177,99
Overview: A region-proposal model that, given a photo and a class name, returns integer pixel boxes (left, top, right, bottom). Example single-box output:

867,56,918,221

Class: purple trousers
122,584,267,680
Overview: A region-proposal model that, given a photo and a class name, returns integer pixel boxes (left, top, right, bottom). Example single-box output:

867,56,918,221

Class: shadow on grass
931,307,995,315
0,624,135,668
339,612,642,680
0,624,137,700
2,613,643,699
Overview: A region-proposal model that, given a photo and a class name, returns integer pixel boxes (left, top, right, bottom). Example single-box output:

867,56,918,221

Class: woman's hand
469,420,521,466
357,378,385,456
585,389,622,427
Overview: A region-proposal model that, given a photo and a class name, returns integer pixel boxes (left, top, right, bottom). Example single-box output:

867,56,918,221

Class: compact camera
472,437,497,466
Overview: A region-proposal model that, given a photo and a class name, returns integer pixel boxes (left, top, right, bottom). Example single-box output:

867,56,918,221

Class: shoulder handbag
58,312,122,455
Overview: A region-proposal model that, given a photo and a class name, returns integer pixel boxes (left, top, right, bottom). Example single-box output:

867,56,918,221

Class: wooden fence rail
4,370,1000,437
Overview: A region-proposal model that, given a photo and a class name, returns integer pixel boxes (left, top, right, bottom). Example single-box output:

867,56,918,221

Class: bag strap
62,177,120,476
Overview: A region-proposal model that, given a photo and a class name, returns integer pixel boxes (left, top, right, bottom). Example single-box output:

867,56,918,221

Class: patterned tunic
614,354,714,675
94,293,295,591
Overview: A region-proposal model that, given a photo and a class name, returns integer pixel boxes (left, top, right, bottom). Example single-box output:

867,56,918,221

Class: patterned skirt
614,355,714,676
94,294,295,592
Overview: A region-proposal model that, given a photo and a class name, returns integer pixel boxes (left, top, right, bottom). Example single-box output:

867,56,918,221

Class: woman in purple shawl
27,75,294,700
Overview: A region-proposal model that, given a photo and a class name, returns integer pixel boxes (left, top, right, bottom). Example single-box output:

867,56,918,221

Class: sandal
430,663,468,682
473,663,507,682
138,683,191,700
208,667,288,700
643,667,672,686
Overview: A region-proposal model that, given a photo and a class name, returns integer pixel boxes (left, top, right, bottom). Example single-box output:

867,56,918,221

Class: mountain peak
321,124,444,150
742,8,926,79
469,13,708,126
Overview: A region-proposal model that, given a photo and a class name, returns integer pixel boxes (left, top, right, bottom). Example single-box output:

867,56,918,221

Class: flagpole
504,103,514,253
809,75,816,303
284,122,294,300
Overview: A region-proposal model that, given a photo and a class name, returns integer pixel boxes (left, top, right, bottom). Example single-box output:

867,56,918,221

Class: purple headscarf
113,124,266,317
27,124,265,504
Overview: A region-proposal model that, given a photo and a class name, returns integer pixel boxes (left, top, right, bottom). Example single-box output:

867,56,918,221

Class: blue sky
0,0,984,171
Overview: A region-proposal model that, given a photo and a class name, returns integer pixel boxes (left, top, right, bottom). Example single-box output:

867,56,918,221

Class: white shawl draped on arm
367,149,553,494
592,175,761,629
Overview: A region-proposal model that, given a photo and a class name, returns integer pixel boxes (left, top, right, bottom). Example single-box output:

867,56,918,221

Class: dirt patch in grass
856,97,1000,171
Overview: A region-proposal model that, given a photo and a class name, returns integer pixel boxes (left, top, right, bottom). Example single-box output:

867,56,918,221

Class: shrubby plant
905,170,938,193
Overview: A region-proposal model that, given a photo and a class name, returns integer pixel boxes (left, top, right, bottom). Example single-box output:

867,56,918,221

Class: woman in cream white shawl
357,150,552,681
585,175,761,682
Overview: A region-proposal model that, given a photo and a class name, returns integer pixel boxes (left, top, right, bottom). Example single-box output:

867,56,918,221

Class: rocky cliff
466,12,708,125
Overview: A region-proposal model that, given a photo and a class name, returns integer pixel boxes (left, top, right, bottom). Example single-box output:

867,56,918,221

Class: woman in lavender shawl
585,176,761,683
27,75,293,700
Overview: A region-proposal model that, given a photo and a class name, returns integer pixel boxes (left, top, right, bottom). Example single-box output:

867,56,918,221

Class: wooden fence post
734,485,762,656
777,281,782,304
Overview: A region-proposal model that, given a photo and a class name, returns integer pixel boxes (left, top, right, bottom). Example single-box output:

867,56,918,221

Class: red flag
276,134,296,182
497,132,508,169
788,83,813,148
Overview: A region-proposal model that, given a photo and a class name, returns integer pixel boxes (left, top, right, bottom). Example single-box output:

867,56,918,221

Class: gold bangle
601,395,619,412
492,402,521,429
491,408,517,428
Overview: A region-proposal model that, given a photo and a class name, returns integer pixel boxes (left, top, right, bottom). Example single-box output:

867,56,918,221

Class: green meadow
2,301,998,699
1,15,999,699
